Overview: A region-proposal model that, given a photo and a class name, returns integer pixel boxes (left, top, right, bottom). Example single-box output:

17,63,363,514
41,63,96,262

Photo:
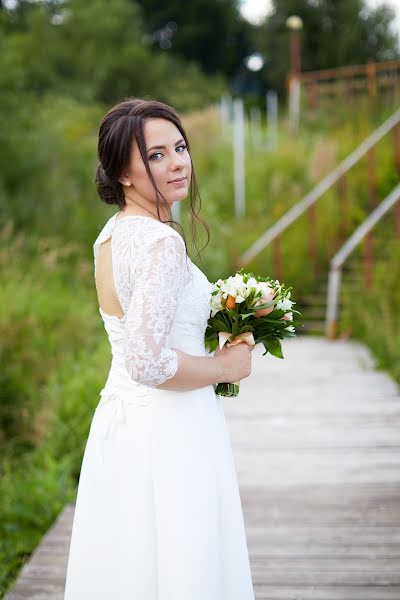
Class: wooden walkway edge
4,336,400,599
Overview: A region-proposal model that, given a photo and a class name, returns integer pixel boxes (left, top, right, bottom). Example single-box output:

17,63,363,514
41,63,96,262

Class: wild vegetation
1,0,399,596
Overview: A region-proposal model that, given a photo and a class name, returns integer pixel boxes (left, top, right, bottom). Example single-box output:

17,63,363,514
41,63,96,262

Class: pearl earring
126,181,131,186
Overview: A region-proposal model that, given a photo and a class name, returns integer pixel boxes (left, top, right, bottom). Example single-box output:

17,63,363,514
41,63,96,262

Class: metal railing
238,106,400,270
325,183,400,338
297,59,400,108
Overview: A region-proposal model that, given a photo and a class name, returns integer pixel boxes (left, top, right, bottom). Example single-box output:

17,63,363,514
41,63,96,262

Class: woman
64,98,255,599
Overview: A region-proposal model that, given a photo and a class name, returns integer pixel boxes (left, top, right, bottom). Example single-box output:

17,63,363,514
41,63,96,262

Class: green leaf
238,312,255,320
205,338,219,352
232,321,240,337
209,319,230,333
263,338,284,359
251,299,276,310
240,324,255,333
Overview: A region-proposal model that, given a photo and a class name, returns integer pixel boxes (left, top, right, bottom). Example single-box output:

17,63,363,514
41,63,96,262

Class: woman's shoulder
112,214,185,251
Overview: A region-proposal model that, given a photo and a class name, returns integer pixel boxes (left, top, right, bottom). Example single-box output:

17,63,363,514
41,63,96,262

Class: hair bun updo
95,164,125,206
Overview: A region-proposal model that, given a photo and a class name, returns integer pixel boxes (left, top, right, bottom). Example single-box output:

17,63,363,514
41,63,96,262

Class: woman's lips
169,177,187,184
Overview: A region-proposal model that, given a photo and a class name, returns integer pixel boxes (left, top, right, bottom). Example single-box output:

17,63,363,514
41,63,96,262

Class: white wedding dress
63,212,255,600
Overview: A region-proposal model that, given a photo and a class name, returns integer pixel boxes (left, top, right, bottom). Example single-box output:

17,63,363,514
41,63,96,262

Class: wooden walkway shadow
4,336,400,599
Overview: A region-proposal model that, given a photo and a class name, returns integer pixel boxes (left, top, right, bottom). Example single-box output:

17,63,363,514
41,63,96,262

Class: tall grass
0,224,111,596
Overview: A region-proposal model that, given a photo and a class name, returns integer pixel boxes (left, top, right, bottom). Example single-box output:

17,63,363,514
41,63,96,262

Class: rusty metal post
306,82,312,109
326,319,337,339
290,29,301,76
273,236,281,282
346,77,354,102
338,174,349,239
367,62,377,97
307,203,317,274
393,123,400,171
308,79,318,110
364,232,374,289
392,69,398,99
396,202,400,239
367,147,377,209
366,146,375,290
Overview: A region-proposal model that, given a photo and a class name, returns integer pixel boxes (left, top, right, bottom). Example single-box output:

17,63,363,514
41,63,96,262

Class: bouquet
204,269,303,397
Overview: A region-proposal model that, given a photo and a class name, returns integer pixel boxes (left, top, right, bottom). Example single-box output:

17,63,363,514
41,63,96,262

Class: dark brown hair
95,97,209,260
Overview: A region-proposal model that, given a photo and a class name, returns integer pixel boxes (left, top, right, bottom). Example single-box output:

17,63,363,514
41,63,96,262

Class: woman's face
120,117,192,212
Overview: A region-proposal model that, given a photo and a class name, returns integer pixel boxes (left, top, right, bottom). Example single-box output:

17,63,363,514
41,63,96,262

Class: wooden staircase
298,209,398,337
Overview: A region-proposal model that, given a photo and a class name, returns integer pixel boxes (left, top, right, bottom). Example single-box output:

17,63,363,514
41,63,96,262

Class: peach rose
225,294,236,309
254,292,275,318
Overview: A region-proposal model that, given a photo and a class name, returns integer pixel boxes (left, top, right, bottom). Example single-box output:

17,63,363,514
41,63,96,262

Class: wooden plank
4,505,73,600
221,337,400,599
4,336,400,599
253,585,400,600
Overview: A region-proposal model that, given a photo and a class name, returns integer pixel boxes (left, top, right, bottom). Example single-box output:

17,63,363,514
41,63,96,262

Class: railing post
394,124,400,238
366,146,376,289
367,62,377,97
367,147,377,208
346,77,354,102
396,202,400,239
307,203,317,272
326,266,342,339
273,236,281,282
307,79,318,110
393,123,400,171
393,68,399,101
364,232,374,289
338,174,349,239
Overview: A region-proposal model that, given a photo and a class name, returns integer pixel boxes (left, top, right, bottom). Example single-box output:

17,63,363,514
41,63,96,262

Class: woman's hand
214,340,254,384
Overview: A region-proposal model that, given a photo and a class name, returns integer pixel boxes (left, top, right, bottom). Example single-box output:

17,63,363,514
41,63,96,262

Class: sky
240,0,400,36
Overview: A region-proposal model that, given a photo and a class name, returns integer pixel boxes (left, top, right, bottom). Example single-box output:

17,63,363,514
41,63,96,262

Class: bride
63,97,255,599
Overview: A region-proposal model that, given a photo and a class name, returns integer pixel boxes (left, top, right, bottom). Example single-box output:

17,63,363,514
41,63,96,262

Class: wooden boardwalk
5,336,400,599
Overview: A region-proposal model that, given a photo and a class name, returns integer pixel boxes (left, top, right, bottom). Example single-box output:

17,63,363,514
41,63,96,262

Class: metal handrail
300,59,400,83
239,106,400,267
325,182,400,338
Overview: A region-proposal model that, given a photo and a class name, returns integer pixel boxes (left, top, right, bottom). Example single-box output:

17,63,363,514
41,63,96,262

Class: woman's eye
149,144,187,161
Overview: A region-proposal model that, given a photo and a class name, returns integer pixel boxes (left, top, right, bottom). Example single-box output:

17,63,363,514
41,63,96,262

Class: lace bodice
93,213,212,391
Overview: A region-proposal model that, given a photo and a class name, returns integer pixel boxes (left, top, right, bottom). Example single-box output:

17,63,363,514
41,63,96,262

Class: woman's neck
121,197,170,221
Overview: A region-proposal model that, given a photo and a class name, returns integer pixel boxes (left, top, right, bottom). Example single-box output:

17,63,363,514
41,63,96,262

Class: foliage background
1,0,399,596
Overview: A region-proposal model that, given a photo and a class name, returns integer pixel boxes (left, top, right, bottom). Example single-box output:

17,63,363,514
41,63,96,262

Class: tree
251,0,399,97
0,0,225,108
133,0,254,77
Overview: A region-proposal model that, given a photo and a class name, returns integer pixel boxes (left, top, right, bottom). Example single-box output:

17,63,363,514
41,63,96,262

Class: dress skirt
64,384,255,600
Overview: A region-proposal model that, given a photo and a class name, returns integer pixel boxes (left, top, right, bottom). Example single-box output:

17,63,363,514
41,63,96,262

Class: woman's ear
117,174,132,187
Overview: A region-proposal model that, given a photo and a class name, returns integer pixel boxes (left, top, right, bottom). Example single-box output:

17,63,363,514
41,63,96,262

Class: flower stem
215,382,240,397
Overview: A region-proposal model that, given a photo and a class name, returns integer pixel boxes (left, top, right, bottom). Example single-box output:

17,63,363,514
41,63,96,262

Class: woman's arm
121,225,253,393
156,343,252,392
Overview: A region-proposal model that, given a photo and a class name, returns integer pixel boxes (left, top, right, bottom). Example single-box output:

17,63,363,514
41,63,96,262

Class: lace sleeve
123,230,188,388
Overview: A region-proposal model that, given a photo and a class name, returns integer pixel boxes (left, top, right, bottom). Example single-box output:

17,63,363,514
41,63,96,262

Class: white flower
246,276,258,290
285,324,295,332
210,293,224,317
220,274,248,302
276,297,293,311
